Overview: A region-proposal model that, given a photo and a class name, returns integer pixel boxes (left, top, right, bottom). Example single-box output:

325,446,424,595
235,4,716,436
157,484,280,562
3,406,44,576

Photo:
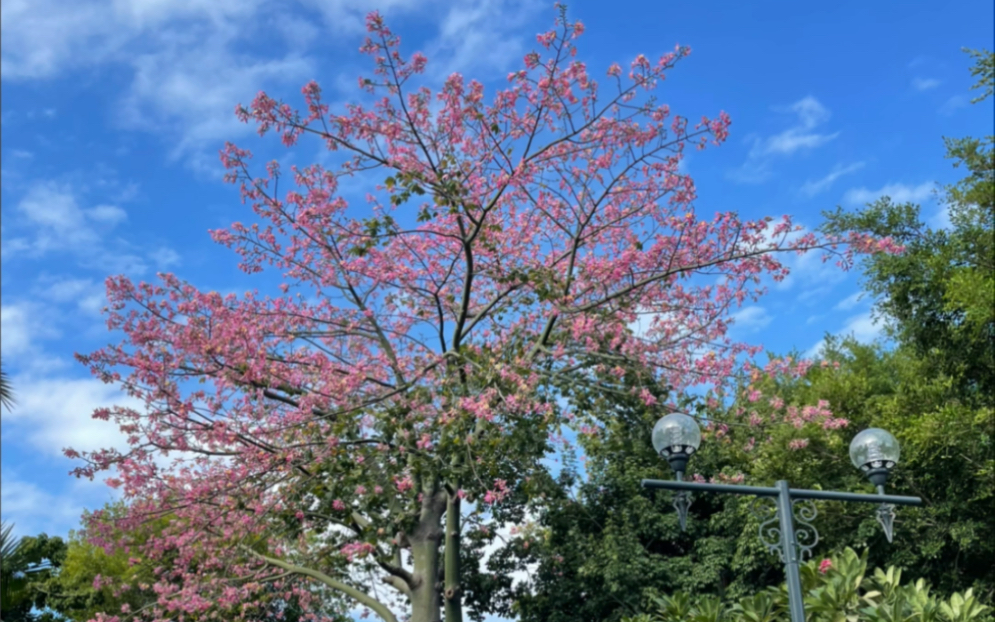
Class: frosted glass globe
849,428,900,471
652,413,701,457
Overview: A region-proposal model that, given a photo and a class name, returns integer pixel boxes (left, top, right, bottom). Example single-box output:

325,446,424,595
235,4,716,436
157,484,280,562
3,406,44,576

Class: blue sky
1,0,992,619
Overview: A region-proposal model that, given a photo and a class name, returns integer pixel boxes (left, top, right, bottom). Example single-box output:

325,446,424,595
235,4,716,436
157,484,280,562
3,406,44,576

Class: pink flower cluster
483,479,510,505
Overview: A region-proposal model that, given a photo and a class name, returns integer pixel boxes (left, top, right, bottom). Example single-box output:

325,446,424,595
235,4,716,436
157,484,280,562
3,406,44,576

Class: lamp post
642,414,922,622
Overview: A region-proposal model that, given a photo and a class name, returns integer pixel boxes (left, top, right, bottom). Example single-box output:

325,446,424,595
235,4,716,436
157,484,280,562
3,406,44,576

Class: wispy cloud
1,180,178,275
911,77,941,91
755,225,848,294
805,311,886,359
3,0,544,175
31,276,108,315
149,247,182,269
1,375,138,459
729,306,773,334
800,161,865,197
729,96,839,183
842,181,934,206
939,95,968,116
833,291,865,311
0,472,114,541
928,202,953,231
0,301,63,359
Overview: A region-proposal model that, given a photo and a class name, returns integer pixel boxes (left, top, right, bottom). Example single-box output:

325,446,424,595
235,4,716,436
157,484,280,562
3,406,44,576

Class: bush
624,547,993,622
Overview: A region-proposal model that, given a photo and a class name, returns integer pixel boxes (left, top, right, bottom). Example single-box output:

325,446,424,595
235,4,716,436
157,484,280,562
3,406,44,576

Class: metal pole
776,480,806,622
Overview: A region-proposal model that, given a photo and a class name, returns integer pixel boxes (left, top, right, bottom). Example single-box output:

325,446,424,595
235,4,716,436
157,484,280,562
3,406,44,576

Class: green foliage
21,502,352,622
964,48,993,103
819,48,993,406
762,337,992,597
626,548,993,622
481,49,994,620
479,365,778,622
0,521,67,622
29,504,164,622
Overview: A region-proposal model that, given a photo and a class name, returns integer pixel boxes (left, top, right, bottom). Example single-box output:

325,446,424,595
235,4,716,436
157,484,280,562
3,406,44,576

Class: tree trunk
408,478,446,622
443,491,463,622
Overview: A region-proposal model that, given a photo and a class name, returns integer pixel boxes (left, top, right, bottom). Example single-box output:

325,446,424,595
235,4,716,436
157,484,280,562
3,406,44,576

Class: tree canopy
66,7,895,622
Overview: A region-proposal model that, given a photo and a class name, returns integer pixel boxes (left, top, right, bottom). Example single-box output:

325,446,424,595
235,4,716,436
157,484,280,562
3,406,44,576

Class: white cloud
84,204,128,225
0,302,63,359
760,97,839,156
424,0,541,79
729,306,773,334
776,248,848,293
730,96,839,184
11,182,102,251
911,77,940,91
2,180,148,273
756,225,847,294
928,202,953,231
0,0,268,80
3,0,543,175
939,95,968,116
117,33,315,175
833,291,865,311
842,181,934,206
149,247,182,268
800,161,865,197
805,311,884,358
32,276,108,315
0,472,114,540
1,375,137,458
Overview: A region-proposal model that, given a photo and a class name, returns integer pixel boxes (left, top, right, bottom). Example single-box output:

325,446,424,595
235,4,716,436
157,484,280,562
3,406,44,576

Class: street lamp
642,415,922,622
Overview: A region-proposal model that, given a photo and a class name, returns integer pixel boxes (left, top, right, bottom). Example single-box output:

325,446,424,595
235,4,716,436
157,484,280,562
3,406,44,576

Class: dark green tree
819,48,993,406
482,47,994,621
478,363,775,622
0,522,68,622
20,502,353,622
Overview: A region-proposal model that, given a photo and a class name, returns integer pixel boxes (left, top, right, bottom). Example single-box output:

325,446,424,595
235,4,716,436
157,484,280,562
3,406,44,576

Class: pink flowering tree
69,6,897,622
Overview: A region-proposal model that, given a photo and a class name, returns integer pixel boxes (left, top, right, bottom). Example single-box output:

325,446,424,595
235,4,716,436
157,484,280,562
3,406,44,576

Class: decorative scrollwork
750,497,784,562
876,503,896,543
792,499,820,560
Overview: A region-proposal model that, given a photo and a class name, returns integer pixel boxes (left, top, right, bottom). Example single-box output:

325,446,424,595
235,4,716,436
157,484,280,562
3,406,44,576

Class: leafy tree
489,336,993,621
483,46,994,622
1,522,67,622
819,48,993,405
625,547,993,622
738,338,994,602
25,502,352,622
66,7,891,622
480,364,774,622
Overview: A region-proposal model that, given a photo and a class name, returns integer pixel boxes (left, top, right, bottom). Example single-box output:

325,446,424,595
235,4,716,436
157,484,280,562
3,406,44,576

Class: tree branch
241,546,400,622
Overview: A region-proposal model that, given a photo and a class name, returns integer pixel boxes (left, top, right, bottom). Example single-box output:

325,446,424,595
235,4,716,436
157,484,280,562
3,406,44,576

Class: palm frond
1,520,27,610
0,361,16,412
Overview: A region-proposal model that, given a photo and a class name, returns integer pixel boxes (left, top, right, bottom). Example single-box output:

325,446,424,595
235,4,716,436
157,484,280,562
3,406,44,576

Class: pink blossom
819,559,832,574
61,9,894,618
640,388,658,406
